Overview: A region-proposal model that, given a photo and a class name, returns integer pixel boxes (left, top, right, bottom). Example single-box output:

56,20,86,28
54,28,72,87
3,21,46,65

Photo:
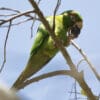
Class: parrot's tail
11,64,38,90
11,58,46,90
11,59,35,90
12,54,52,90
11,70,28,90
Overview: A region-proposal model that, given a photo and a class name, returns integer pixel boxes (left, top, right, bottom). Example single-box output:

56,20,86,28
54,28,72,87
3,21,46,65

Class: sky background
0,0,100,100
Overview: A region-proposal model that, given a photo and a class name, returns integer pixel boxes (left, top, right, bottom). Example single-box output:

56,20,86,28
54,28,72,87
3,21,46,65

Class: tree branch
0,20,12,73
30,0,42,38
14,70,73,90
0,10,34,26
0,17,39,28
52,0,61,31
0,7,20,13
71,40,100,81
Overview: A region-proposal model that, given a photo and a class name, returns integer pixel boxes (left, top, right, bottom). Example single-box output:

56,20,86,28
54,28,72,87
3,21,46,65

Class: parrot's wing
30,26,49,56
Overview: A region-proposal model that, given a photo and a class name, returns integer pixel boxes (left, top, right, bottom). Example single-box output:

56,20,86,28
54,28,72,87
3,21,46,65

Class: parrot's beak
67,21,83,40
70,25,81,38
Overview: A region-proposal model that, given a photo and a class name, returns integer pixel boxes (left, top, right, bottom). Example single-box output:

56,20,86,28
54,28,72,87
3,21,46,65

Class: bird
12,10,83,90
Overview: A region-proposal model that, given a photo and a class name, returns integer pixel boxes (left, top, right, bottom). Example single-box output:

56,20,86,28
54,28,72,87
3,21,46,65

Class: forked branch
71,40,100,81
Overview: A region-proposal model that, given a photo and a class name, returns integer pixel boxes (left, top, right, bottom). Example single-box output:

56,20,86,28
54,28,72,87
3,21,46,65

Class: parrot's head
62,10,83,40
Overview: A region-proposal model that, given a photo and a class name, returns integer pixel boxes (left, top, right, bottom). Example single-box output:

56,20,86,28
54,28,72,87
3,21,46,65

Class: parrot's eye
70,15,76,22
69,12,78,23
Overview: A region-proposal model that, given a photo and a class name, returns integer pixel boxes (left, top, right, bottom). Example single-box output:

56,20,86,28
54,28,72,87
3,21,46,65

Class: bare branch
71,40,100,81
52,0,61,31
30,19,36,38
0,17,39,28
0,10,34,26
0,7,20,13
14,70,74,90
30,0,42,38
0,13,18,17
0,7,35,19
77,59,85,68
0,21,12,73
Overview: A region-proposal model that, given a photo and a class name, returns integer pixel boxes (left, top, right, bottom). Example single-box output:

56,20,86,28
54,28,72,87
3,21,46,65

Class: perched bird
12,10,83,90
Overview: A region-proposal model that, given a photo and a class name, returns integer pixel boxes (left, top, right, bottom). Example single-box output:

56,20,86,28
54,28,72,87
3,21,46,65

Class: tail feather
12,53,52,90
12,70,28,90
12,63,38,90
12,58,51,90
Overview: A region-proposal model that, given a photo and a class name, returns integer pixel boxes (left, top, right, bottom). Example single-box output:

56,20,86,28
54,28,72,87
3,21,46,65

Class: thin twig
0,7,35,19
77,59,85,68
71,40,100,81
30,19,36,38
68,91,82,95
0,17,39,28
52,0,61,31
0,10,34,26
0,7,20,13
68,83,74,99
30,14,38,38
0,20,12,73
1,18,32,27
68,79,78,100
30,0,42,38
68,97,87,100
74,80,78,100
0,13,17,17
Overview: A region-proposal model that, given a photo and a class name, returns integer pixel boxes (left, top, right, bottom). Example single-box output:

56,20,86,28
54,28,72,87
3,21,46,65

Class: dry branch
52,0,61,31
0,21,12,73
0,17,39,28
14,70,73,90
0,10,34,26
71,40,100,81
0,7,20,13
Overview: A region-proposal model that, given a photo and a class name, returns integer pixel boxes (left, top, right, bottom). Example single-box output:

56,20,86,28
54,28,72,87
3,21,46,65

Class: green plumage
12,10,83,89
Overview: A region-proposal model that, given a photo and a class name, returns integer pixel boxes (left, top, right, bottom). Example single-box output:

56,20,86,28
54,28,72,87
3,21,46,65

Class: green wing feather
12,25,51,89
30,26,49,56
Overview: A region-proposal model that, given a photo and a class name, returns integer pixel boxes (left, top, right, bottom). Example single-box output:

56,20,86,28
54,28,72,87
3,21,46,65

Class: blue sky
0,0,100,100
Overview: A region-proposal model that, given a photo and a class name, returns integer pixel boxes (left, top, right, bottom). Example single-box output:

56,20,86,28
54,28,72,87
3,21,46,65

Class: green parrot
12,10,83,89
